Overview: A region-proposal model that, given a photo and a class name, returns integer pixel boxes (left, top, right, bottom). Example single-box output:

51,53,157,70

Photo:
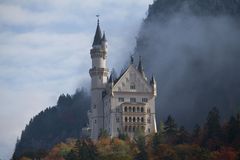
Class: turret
89,19,109,86
89,17,109,140
101,32,107,50
150,75,157,96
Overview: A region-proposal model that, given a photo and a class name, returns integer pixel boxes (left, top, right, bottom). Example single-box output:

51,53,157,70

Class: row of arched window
124,125,145,132
124,106,144,112
125,116,144,123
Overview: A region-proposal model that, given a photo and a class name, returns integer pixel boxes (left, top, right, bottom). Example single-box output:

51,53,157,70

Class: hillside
18,108,240,160
135,0,240,128
12,89,90,159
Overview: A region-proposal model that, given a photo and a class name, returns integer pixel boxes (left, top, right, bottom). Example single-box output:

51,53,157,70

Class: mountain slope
12,89,90,159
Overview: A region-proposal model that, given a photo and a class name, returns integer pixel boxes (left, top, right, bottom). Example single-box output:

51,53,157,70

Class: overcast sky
0,0,152,159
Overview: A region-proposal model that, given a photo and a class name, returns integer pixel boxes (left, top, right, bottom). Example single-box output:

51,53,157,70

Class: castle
87,19,157,140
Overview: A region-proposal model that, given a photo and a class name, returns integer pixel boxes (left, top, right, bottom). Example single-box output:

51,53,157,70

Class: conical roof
92,20,102,46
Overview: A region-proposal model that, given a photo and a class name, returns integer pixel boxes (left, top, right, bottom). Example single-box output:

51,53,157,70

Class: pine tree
176,126,190,144
134,130,147,160
204,107,222,150
164,115,177,136
205,107,221,139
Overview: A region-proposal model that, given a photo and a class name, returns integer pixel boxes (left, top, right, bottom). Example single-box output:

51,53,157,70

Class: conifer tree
205,107,221,139
164,115,178,136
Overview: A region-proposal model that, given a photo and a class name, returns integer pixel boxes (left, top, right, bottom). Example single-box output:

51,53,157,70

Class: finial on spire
92,15,102,46
96,14,100,25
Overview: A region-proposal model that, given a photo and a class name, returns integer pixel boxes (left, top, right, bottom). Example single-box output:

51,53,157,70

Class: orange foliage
19,157,31,160
97,137,111,146
211,147,237,160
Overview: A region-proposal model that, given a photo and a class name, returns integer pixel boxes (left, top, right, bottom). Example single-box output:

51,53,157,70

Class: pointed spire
130,55,134,64
108,73,113,83
150,75,156,85
138,56,144,74
92,15,102,46
101,31,107,42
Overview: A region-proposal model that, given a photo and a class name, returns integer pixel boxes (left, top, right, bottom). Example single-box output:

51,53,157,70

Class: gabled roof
112,64,152,92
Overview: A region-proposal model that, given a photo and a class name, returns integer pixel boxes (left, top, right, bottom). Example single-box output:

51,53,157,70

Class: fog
135,7,240,128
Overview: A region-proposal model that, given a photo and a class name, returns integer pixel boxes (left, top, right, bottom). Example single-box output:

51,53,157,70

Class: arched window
129,107,132,112
125,126,128,132
129,126,132,132
141,117,144,122
137,107,140,112
147,108,150,113
147,118,150,123
141,107,144,112
133,126,136,132
125,117,128,122
124,107,127,112
129,117,132,122
133,117,136,122
133,107,135,112
141,126,145,131
137,117,140,122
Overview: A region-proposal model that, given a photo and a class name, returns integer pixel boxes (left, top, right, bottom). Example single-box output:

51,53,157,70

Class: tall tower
89,18,109,140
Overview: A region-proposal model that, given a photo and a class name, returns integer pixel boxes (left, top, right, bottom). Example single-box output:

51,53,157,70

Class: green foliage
205,107,221,139
98,129,109,139
164,115,178,136
152,121,166,152
118,133,129,141
176,126,191,144
203,107,223,150
97,138,134,160
164,115,178,144
134,130,148,160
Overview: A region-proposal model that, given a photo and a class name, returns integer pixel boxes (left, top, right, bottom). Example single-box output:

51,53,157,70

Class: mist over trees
134,0,240,128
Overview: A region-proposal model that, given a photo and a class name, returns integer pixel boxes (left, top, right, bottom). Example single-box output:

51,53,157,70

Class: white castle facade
88,20,157,140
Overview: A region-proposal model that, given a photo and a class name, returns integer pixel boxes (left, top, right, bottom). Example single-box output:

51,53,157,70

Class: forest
15,107,240,160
